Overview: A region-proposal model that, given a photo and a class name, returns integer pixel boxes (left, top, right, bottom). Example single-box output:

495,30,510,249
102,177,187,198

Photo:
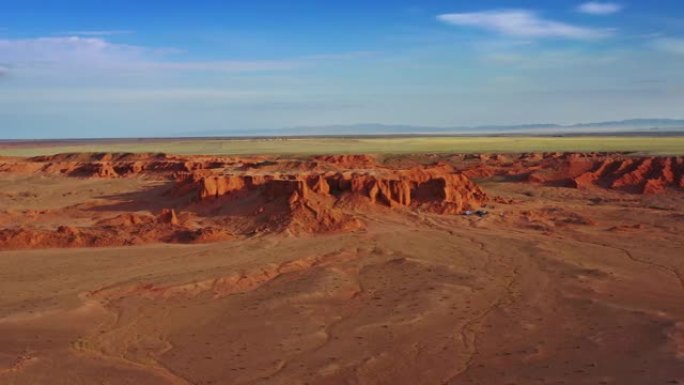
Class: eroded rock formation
4,151,682,251
448,153,684,194
176,168,486,215
524,156,684,194
0,153,488,249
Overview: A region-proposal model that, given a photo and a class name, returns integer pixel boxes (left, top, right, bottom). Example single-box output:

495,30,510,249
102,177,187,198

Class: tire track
442,244,522,385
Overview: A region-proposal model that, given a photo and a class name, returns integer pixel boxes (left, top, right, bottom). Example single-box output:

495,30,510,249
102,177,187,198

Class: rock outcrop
312,154,378,169
2,151,683,251
176,168,487,215
0,153,489,249
451,153,684,195
525,156,684,194
0,153,237,179
166,166,486,236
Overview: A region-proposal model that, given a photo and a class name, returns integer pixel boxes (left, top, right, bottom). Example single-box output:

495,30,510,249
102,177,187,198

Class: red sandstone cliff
178,168,486,215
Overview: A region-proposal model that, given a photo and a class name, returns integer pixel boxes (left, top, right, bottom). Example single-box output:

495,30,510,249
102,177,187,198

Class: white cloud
651,38,684,55
0,36,304,76
577,2,622,15
437,10,612,40
140,60,301,72
62,30,134,37
0,88,290,103
0,36,143,67
482,50,619,69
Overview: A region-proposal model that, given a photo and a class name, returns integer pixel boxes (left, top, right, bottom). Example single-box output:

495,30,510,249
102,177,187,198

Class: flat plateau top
1,136,684,157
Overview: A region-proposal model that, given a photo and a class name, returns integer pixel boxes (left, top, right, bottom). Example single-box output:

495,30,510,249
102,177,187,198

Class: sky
1,0,684,138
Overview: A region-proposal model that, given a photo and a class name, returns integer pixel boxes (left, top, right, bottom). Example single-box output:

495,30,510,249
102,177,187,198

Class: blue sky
1,1,684,138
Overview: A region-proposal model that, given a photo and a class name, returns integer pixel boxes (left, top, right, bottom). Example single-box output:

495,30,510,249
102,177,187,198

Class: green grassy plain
1,136,684,157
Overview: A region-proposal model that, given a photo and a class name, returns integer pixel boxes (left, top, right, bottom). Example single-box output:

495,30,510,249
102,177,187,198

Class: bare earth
0,152,683,385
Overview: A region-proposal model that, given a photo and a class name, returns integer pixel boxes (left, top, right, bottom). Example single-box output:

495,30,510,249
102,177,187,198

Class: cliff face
571,157,684,194
522,156,684,194
450,153,684,195
162,167,487,236
0,153,242,178
2,151,683,251
181,168,487,215
0,153,488,247
3,152,682,196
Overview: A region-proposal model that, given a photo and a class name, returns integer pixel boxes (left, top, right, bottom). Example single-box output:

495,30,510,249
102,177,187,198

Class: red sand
0,152,683,385
0,153,489,249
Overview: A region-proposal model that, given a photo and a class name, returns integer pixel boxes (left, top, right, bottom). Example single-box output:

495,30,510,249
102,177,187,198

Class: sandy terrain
0,152,683,385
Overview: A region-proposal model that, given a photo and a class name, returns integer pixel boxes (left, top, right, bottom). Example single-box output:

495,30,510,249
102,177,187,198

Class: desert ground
1,139,683,385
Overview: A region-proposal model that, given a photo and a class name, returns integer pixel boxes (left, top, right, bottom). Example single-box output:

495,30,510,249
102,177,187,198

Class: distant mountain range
189,119,684,137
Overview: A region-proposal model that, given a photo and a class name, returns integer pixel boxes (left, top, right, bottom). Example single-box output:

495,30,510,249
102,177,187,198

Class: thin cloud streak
437,10,613,40
133,60,302,72
0,36,378,78
577,2,623,15
652,37,684,55
62,30,134,36
0,36,143,65
0,88,293,102
0,36,308,75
